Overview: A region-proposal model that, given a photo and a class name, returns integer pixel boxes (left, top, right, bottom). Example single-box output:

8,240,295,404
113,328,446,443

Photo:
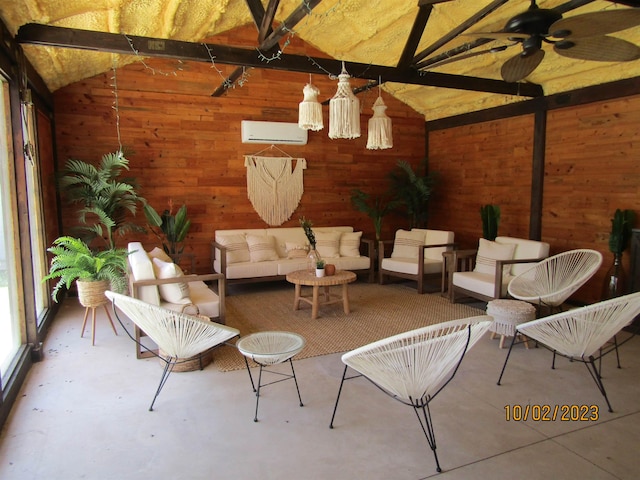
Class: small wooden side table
286,270,357,319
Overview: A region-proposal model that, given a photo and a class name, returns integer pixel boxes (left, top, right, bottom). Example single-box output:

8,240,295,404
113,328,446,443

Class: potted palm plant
350,189,400,242
603,208,636,299
387,159,437,229
480,204,501,241
42,236,129,306
57,150,145,250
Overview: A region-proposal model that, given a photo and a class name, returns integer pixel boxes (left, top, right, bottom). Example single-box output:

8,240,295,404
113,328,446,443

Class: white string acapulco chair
507,249,603,315
329,316,492,473
497,292,640,412
105,291,240,411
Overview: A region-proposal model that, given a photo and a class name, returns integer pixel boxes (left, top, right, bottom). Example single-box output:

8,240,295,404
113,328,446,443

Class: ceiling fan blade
464,31,529,41
427,45,510,69
554,35,640,62
501,49,545,82
550,9,640,38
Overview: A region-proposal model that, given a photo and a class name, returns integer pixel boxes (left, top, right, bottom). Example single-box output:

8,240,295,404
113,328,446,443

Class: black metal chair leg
413,402,441,473
586,357,614,413
149,358,175,411
289,358,304,407
253,364,264,422
329,365,349,428
243,355,256,392
497,331,518,385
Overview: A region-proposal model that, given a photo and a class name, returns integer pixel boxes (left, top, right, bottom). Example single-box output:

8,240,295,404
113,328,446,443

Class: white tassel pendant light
366,86,393,150
328,62,360,139
298,78,323,131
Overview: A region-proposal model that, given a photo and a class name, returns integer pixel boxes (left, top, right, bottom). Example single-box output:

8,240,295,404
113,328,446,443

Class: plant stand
80,305,118,346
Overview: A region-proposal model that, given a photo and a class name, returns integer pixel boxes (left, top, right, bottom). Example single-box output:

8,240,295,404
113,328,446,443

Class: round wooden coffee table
286,270,357,319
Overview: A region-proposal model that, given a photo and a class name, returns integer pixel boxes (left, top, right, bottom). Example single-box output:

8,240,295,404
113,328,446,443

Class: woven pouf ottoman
486,299,536,349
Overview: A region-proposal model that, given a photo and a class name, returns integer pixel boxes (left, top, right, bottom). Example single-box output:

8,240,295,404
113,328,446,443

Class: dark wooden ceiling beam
412,0,510,65
396,1,437,69
16,24,544,97
213,0,320,96
259,0,281,43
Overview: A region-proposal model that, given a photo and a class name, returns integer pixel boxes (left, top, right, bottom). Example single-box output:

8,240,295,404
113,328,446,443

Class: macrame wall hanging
244,147,307,226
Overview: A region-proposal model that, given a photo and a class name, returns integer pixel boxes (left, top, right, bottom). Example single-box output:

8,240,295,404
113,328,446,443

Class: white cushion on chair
128,242,161,306
495,236,550,276
391,229,425,259
147,247,172,263
152,258,192,305
473,239,515,276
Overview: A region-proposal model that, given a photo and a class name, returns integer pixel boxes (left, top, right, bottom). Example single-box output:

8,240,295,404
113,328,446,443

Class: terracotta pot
325,264,336,276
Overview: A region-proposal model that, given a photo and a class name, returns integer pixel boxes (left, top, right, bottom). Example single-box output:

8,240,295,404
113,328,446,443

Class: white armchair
127,242,226,358
448,236,550,303
378,228,455,294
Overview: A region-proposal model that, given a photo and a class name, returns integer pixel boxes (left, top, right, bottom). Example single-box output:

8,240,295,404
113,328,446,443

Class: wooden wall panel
52,25,426,273
543,95,640,302
428,95,640,304
427,115,535,250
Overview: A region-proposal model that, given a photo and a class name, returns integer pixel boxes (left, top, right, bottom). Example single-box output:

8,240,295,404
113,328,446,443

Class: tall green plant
480,204,501,241
58,150,145,249
350,189,400,242
387,159,436,228
608,209,636,255
144,200,192,255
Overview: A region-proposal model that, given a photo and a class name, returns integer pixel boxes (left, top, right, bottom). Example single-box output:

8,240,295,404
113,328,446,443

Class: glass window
0,78,22,378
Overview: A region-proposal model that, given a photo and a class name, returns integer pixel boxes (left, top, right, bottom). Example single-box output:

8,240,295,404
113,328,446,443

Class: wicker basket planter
76,279,110,308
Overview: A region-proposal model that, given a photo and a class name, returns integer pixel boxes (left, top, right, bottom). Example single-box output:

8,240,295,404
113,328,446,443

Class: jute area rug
213,281,484,372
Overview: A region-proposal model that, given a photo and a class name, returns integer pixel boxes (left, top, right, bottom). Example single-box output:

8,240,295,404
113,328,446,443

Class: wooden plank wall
51,25,426,273
428,94,640,303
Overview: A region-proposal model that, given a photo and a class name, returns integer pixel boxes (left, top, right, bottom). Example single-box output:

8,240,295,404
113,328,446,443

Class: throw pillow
246,234,279,262
147,246,172,263
286,242,309,259
391,229,425,259
151,258,192,305
473,238,516,276
339,231,362,257
217,234,250,264
315,231,341,258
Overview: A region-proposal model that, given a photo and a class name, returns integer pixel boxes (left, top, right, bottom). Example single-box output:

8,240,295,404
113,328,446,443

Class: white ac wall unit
241,120,308,145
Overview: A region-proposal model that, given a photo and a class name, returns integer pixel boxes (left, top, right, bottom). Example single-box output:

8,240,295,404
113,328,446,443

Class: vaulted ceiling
1,0,639,120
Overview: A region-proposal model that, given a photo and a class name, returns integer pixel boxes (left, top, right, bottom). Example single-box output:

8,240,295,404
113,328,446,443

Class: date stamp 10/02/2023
505,404,599,422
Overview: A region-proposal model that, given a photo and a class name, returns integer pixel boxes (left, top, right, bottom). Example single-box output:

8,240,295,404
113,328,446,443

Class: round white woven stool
237,331,306,421
486,299,536,349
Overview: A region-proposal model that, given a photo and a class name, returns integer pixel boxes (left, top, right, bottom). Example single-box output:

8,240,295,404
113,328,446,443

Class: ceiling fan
467,0,640,82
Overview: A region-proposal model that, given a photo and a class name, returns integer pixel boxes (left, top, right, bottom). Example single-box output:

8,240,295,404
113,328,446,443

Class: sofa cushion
391,229,425,259
286,242,309,259
152,258,192,305
217,234,250,264
453,271,512,297
474,239,516,276
246,234,279,262
381,257,444,275
340,231,362,257
495,236,550,276
266,227,309,258
315,231,341,258
413,229,455,261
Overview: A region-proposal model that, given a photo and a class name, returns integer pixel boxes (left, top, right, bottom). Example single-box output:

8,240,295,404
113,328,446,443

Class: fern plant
143,200,191,255
42,236,129,301
58,150,145,249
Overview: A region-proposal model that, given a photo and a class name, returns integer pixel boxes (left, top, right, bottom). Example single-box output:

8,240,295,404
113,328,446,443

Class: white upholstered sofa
212,226,374,286
448,236,550,303
378,228,456,294
127,242,226,358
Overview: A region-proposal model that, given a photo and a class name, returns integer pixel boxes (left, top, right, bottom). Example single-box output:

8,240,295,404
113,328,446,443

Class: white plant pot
316,268,325,277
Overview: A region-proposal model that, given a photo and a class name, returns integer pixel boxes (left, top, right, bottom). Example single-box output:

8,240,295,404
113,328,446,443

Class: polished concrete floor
0,298,639,480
